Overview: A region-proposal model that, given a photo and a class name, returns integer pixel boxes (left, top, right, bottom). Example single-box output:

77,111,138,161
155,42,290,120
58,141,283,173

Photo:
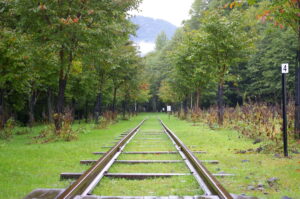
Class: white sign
282,63,289,74
167,106,171,112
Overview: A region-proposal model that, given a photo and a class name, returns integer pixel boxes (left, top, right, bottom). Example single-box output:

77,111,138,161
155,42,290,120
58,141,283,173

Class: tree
247,0,300,138
15,0,140,131
0,29,29,128
172,29,217,110
198,10,255,125
155,31,168,51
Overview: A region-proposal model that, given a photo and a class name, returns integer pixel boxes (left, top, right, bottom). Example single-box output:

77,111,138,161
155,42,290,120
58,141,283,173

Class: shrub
0,118,15,140
95,111,116,129
33,111,78,143
15,127,31,135
181,102,297,152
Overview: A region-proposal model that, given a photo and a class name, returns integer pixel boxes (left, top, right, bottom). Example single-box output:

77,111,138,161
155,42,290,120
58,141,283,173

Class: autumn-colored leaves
37,3,95,25
60,17,80,25
226,0,300,30
223,1,242,9
38,4,47,11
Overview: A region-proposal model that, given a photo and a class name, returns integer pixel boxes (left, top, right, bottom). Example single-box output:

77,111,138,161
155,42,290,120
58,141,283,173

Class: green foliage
155,31,168,51
33,111,79,143
0,0,146,131
95,111,116,129
15,127,31,135
0,118,15,140
188,102,296,152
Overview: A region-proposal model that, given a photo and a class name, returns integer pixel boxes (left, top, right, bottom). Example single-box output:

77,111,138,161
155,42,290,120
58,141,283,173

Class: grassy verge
0,116,143,199
1,113,299,198
162,113,300,199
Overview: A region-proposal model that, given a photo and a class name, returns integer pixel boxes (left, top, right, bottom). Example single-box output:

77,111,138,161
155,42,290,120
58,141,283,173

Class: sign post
167,106,171,119
281,63,288,157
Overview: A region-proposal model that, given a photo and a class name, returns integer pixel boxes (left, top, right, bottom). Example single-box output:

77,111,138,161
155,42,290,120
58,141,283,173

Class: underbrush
95,111,118,129
32,112,82,143
179,103,299,153
0,118,14,140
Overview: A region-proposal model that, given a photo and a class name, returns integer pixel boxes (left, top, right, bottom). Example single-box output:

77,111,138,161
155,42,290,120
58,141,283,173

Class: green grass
1,113,299,198
0,116,143,199
162,114,300,199
117,154,182,160
108,162,189,173
92,176,202,196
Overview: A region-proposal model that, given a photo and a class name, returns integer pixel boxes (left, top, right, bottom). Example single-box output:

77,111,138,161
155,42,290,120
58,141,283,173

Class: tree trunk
94,91,103,124
54,45,68,132
152,97,157,112
183,97,188,118
28,91,37,127
295,2,300,139
47,88,53,123
0,89,4,129
71,98,76,120
112,87,117,114
190,93,193,110
195,88,201,111
217,82,224,126
85,99,88,123
122,100,127,119
54,77,67,131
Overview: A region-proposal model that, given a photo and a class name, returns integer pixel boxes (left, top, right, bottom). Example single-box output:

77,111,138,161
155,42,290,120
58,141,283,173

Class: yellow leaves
223,1,242,9
230,2,236,9
38,4,47,11
71,60,83,74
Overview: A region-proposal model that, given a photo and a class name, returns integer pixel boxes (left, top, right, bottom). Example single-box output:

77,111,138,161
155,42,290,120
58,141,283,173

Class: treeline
144,0,300,138
0,0,150,132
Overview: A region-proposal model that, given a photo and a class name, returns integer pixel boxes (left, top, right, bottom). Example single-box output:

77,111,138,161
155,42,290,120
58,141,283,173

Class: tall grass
180,103,298,152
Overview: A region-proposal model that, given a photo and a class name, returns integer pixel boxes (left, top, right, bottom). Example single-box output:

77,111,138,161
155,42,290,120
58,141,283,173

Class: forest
143,0,300,145
0,0,300,145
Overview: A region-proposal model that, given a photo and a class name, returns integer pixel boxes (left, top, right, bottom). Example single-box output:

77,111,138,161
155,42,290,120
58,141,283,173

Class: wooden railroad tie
104,173,190,179
93,151,207,154
70,196,221,199
135,138,165,140
60,172,234,180
80,160,219,165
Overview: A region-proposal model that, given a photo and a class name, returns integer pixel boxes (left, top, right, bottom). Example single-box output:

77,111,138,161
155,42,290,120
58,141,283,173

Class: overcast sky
130,0,194,55
131,0,194,27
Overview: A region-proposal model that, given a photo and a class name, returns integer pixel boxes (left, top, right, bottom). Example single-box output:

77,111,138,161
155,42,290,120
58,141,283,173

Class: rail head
159,119,233,199
56,120,146,199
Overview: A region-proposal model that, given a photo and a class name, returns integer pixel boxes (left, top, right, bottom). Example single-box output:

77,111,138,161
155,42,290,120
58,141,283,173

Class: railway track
24,118,254,199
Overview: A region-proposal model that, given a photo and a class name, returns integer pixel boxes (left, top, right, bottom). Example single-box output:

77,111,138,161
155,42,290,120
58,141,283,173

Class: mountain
130,16,177,43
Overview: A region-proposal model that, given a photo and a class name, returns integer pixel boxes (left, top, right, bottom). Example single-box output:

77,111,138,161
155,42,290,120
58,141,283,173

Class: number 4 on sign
282,63,289,74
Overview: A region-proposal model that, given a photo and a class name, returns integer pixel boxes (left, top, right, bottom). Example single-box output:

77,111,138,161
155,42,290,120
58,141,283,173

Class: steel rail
160,120,233,199
56,120,146,199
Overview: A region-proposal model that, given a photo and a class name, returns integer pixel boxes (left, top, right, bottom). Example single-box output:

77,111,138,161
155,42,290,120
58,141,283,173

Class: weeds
0,118,15,140
15,127,31,135
33,111,79,143
95,111,117,129
186,103,297,153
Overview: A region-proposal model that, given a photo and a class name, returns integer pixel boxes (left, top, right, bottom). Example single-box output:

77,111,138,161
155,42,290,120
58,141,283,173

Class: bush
95,111,117,129
33,111,78,143
16,127,31,135
182,103,297,152
0,118,15,140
